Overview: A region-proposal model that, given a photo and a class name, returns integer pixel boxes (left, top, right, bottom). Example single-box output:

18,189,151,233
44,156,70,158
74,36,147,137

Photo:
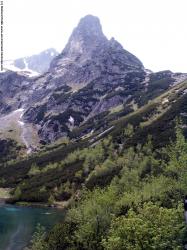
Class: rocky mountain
0,15,187,151
4,48,59,76
21,15,147,142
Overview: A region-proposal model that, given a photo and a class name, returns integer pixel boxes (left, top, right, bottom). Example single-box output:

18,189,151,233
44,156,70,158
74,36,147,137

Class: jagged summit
62,15,108,56
50,15,143,73
70,15,105,40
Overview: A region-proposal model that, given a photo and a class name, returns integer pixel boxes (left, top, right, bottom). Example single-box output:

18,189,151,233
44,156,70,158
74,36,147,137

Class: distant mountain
4,48,59,76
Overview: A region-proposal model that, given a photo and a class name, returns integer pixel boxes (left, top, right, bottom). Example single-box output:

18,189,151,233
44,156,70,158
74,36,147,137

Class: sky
4,0,187,72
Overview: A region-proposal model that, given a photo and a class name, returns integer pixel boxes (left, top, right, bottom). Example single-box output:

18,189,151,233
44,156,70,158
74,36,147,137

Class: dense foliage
0,138,23,162
28,125,187,249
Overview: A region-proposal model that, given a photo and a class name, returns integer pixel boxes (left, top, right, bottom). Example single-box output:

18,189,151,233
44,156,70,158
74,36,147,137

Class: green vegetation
28,125,187,249
103,203,184,250
26,224,48,250
0,138,24,162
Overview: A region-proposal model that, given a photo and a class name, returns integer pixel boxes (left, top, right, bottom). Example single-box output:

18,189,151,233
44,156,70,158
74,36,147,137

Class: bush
102,203,185,250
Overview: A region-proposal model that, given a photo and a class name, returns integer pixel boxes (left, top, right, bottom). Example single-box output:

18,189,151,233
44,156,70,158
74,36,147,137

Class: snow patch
18,121,25,126
69,116,74,125
23,58,28,70
4,60,40,77
12,108,24,114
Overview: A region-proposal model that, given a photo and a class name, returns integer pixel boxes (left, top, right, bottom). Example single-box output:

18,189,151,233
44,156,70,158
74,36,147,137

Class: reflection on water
0,205,64,250
5,207,21,212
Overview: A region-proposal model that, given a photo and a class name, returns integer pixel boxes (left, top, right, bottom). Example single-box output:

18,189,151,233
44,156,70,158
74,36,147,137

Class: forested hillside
27,124,187,249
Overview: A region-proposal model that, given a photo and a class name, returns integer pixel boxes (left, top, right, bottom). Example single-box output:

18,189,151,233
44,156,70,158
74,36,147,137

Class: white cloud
4,0,187,72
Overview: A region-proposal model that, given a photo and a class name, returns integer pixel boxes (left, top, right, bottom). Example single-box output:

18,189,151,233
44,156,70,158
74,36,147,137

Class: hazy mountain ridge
4,48,59,77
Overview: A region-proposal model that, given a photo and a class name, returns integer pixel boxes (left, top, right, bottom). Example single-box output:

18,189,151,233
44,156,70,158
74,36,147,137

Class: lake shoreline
14,201,67,209
5,199,70,210
0,187,69,210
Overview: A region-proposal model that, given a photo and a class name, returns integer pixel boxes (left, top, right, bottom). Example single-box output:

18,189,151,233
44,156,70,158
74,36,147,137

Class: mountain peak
62,15,107,57
50,15,143,73
75,15,103,36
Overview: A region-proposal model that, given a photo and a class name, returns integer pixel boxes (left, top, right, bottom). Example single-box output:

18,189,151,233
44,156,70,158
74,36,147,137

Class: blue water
0,204,64,250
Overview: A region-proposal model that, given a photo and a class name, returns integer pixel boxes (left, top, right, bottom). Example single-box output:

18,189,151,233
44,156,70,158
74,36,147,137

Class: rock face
0,15,187,144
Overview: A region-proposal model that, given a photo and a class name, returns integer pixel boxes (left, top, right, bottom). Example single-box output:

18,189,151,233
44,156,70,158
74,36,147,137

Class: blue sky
5,0,187,72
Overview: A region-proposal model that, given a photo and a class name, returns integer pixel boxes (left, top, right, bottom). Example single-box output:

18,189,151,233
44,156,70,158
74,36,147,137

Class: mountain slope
0,15,186,153
19,15,186,144
21,15,145,143
1,78,187,203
